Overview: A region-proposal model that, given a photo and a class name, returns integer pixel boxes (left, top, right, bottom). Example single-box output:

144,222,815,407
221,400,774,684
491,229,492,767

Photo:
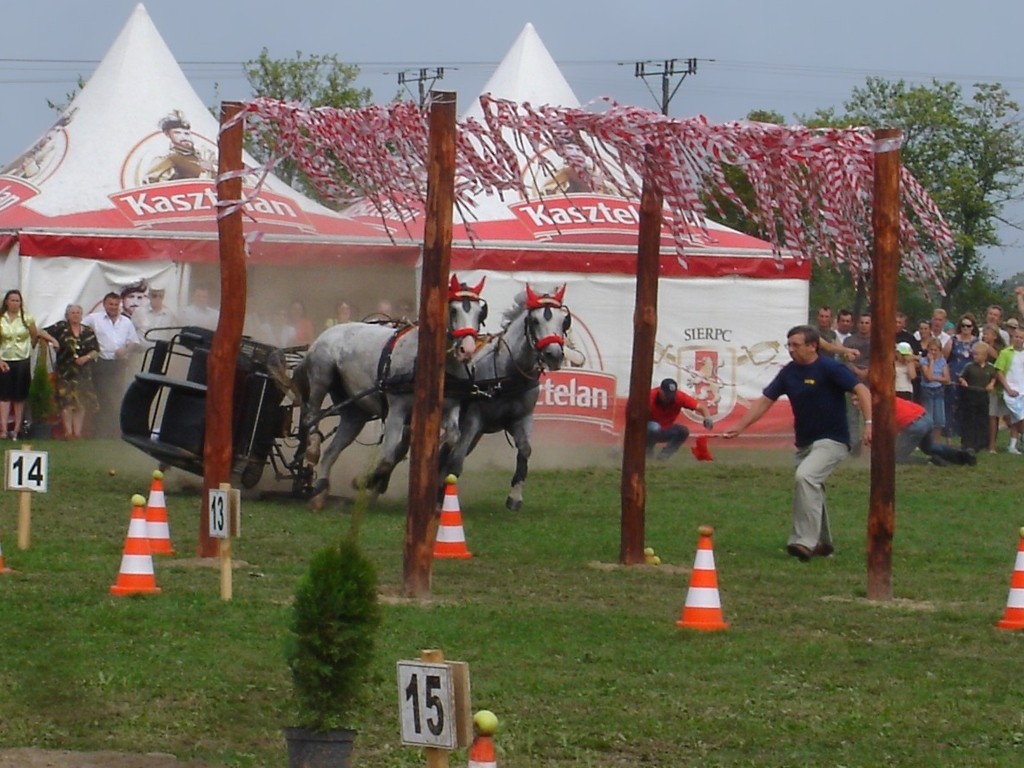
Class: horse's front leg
309,405,367,510
363,396,411,496
440,399,461,452
505,416,534,511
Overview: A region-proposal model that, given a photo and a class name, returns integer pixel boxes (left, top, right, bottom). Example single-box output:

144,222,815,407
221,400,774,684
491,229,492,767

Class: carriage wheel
240,460,265,489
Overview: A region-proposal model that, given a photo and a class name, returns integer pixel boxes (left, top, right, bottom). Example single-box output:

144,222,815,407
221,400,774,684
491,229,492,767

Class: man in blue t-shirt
724,325,872,562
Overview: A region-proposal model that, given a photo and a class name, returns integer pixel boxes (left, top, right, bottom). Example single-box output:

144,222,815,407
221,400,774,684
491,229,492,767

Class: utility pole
398,67,445,108
633,58,701,116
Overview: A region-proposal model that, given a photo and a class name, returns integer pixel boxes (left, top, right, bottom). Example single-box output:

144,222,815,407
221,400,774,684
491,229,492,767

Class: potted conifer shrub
27,345,57,438
283,535,381,768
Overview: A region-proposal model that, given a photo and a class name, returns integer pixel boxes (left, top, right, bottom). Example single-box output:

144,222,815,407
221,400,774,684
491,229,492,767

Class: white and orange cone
110,494,161,596
0,534,13,574
433,474,472,560
145,470,175,556
997,526,1024,630
676,525,728,631
468,710,499,768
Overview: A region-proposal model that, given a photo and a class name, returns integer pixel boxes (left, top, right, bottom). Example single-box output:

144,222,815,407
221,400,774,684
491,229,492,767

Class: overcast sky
2,0,1023,276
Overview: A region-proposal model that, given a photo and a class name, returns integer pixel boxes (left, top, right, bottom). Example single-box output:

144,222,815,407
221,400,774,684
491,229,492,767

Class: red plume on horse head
449,274,486,302
525,283,567,309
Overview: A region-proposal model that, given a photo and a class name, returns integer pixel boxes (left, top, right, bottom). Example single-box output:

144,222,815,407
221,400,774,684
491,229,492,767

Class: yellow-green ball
152,469,164,480
1019,526,1024,539
445,474,458,485
474,709,498,736
131,494,147,506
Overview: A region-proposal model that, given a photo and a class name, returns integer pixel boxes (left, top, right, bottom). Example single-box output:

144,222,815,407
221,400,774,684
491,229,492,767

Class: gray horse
289,276,488,508
440,284,570,511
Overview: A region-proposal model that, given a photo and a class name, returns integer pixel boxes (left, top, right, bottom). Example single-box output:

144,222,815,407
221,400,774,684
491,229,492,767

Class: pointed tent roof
351,23,800,279
460,22,579,121
0,3,404,265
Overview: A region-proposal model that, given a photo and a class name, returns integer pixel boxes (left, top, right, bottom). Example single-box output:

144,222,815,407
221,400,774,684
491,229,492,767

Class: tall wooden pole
202,101,247,558
619,164,663,565
867,127,902,600
404,92,456,598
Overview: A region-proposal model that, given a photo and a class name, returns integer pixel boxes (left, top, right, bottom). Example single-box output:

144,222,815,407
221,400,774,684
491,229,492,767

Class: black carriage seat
120,326,291,483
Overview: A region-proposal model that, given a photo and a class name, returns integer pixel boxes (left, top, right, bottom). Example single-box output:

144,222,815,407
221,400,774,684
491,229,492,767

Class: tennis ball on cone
474,709,498,736
131,494,147,506
153,469,163,480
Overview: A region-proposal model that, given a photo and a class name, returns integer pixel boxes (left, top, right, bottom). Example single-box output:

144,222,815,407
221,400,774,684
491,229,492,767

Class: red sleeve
675,391,699,411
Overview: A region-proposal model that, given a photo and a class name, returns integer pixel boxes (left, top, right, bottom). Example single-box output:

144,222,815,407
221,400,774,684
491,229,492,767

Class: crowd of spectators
816,286,1024,460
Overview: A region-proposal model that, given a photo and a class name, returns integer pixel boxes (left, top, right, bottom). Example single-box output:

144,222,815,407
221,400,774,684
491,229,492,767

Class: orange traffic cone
110,494,161,596
433,474,472,559
691,435,714,462
468,710,499,768
145,469,175,556
997,527,1024,630
676,525,728,631
0,533,13,574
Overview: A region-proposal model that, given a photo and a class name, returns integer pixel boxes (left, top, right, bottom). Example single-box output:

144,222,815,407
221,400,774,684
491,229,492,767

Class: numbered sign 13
208,488,239,539
5,450,48,492
397,661,456,749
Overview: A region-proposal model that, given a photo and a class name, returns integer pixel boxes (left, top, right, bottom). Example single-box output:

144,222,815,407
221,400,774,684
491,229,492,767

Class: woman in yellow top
0,290,58,440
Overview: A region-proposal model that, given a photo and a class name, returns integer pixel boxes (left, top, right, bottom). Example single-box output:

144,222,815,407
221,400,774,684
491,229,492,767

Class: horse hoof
309,491,328,511
505,497,523,511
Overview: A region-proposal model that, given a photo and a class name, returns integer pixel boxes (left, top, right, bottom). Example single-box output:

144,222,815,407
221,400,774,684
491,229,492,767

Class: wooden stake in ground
867,127,902,601
620,168,663,565
405,92,456,599
203,101,246,558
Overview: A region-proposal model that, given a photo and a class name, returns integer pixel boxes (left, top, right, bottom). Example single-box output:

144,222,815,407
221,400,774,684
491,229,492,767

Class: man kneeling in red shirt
895,397,976,466
647,378,713,460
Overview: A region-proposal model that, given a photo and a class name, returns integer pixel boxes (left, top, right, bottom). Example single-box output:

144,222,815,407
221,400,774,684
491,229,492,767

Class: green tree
243,48,372,203
808,78,1024,310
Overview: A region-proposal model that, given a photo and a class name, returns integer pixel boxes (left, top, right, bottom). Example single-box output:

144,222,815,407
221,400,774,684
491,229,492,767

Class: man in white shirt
83,292,140,438
133,287,179,344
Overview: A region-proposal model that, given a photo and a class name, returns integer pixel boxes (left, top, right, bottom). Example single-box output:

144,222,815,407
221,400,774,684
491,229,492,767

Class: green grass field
1,435,1023,767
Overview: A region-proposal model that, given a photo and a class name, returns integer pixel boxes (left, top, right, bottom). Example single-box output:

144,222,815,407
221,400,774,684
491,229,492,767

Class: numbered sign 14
397,661,457,749
5,450,48,492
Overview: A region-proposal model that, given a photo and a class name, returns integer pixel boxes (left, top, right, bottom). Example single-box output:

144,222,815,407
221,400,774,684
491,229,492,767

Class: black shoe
962,449,977,467
786,543,812,562
813,543,835,558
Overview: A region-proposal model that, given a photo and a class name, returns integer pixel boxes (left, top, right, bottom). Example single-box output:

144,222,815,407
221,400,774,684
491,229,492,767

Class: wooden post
867,127,902,601
420,648,450,768
620,168,663,565
219,481,233,601
16,442,31,550
201,101,246,558
405,92,456,599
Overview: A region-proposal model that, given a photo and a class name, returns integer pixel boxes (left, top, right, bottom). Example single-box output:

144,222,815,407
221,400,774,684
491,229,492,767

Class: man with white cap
132,287,178,345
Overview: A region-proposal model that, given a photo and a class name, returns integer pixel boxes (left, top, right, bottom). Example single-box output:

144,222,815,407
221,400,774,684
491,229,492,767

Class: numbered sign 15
397,661,457,749
5,450,48,493
207,488,240,539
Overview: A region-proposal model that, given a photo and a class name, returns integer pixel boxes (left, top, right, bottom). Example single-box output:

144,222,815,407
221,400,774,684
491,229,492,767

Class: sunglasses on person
961,322,974,328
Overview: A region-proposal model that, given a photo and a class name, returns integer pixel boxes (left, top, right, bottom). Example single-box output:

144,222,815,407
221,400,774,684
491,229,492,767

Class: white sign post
5,447,47,550
397,649,472,766
207,483,240,600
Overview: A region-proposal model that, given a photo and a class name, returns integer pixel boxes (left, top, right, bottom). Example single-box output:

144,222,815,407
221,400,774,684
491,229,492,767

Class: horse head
524,283,570,370
448,274,488,362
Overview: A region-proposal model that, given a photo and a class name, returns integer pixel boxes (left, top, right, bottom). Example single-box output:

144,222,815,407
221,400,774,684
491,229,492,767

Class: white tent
352,23,809,440
0,3,413,330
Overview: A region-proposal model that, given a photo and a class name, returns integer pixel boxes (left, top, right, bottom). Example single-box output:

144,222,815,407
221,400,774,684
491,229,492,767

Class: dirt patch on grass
0,749,213,768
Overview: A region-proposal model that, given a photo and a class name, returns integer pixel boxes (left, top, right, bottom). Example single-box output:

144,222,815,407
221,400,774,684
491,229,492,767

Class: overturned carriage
120,326,313,495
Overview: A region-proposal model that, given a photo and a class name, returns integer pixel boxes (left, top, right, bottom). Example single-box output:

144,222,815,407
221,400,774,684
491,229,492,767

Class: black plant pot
284,726,356,768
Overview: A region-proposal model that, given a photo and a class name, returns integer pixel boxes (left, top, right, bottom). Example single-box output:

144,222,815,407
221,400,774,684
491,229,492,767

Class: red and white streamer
231,96,955,292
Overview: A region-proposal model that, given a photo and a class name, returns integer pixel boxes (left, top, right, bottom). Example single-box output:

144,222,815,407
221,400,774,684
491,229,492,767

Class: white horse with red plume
285,275,488,508
440,283,571,511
